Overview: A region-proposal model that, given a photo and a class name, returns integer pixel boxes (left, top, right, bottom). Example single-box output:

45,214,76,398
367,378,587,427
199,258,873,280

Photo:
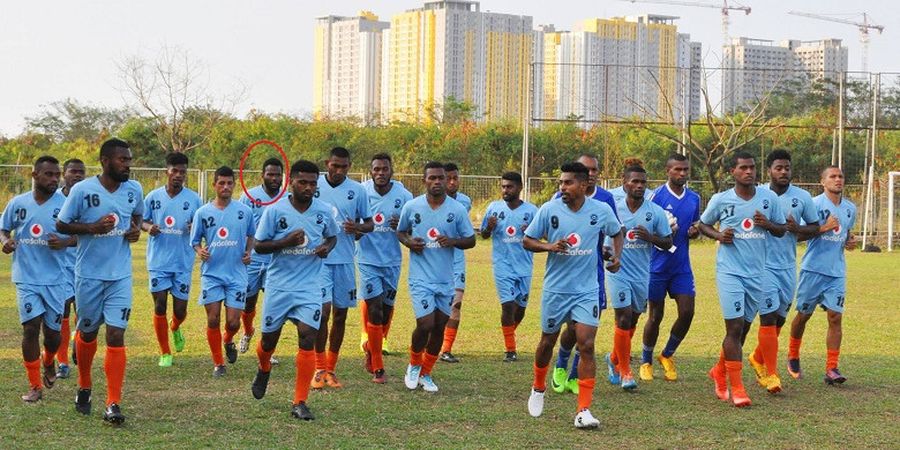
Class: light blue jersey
2,191,70,285
255,198,338,292
800,194,856,277
143,186,202,272
57,187,76,272
700,188,786,277
190,200,255,285
606,198,672,282
357,180,413,267
57,176,144,281
315,176,370,265
481,200,538,279
398,195,474,286
525,198,622,294
239,185,280,265
450,192,472,275
759,184,818,269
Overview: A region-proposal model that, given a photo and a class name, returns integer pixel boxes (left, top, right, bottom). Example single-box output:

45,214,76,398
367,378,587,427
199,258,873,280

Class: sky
1,0,896,136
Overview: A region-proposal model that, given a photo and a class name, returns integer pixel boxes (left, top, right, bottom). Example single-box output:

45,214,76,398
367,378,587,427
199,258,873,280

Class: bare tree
117,46,245,153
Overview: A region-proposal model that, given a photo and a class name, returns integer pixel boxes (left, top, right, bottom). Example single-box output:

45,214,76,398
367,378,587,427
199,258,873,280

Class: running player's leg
292,319,319,419
56,297,75,378
362,278,386,380
323,263,357,387
100,276,132,423
169,271,190,354
497,275,522,361
240,262,264,353
150,289,172,366
552,323,577,393
570,290,601,428
821,277,846,384
21,315,45,402
655,273,695,381
204,301,226,373
39,293,63,390
642,273,669,378
313,266,334,386
611,292,636,389
73,277,102,415
789,270,824,379
440,283,464,363
529,291,565,418
715,273,751,406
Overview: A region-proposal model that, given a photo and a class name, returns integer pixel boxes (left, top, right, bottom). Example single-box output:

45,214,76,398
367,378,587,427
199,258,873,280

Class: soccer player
604,165,672,391
480,172,537,362
788,166,857,385
698,151,785,407
358,153,413,383
311,147,372,389
1,156,74,402
550,154,618,395
56,157,85,379
190,166,255,377
142,153,202,367
746,149,819,392
398,162,475,393
640,153,701,382
238,158,285,356
250,160,338,420
439,162,472,363
525,162,623,429
57,138,144,424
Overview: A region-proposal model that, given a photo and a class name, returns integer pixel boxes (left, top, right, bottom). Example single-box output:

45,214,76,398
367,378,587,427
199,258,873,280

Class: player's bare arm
124,214,141,243
606,229,624,273
242,237,254,265
753,209,786,237
0,229,16,253
522,235,567,253
398,230,425,254
313,235,336,258
57,214,116,235
480,215,498,239
633,224,673,250
142,219,160,236
255,229,306,254
698,222,734,244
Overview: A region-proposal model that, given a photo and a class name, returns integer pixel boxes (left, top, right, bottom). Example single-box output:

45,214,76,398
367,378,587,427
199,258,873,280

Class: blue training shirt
2,191,70,285
357,180,413,267
481,200,538,279
398,195,474,287
650,183,701,274
143,186,202,272
800,194,856,278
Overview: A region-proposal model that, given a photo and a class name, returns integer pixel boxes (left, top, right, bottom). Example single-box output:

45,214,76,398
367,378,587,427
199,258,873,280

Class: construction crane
623,0,751,45
788,11,884,72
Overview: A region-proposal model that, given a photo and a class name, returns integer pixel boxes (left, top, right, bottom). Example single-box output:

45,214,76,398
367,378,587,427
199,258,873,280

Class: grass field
0,239,898,449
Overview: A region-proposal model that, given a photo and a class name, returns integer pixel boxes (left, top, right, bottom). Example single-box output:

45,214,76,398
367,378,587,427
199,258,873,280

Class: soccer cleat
748,353,766,382
270,356,280,365
291,402,315,421
565,377,580,394
324,372,343,389
439,352,459,363
787,358,802,379
224,342,238,364
574,408,600,429
605,353,621,385
172,327,186,353
419,374,438,393
621,375,638,391
503,351,518,363
43,362,57,389
158,354,173,368
824,368,847,385
311,370,327,389
213,365,227,377
760,374,782,394
75,388,92,415
707,366,729,401
731,388,752,408
550,367,568,394
239,332,253,354
527,388,545,417
56,363,71,379
103,403,126,425
382,337,391,355
251,369,270,400
404,364,421,390
362,341,374,374
21,388,42,403
372,369,386,384
639,363,654,381
657,354,678,382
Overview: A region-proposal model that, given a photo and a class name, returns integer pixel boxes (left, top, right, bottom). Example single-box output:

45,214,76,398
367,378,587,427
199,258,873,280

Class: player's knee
826,311,842,326
106,327,125,347
22,320,41,340
332,309,348,325
206,317,220,329
260,333,278,351
298,332,316,350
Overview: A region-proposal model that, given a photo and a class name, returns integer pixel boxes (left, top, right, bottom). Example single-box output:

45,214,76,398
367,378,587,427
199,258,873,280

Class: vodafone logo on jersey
373,212,386,226
427,227,440,241
625,229,638,242
833,224,842,235
109,214,120,228
29,223,43,237
505,225,516,237
300,234,310,247
740,218,754,232
566,232,582,248
164,215,176,227
216,227,229,239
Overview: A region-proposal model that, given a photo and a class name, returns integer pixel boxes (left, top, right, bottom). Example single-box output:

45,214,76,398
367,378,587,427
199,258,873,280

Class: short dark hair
423,161,444,176
666,153,688,163
501,172,522,186
214,166,234,182
578,153,599,162
623,165,646,177
560,162,589,181
262,157,284,172
63,158,84,171
766,149,792,168
330,147,351,159
166,152,189,167
444,162,459,173
821,165,842,177
34,155,59,169
729,151,754,169
290,160,319,177
371,153,392,164
100,138,129,159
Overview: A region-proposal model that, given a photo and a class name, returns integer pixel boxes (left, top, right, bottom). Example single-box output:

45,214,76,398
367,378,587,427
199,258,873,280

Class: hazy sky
1,0,895,136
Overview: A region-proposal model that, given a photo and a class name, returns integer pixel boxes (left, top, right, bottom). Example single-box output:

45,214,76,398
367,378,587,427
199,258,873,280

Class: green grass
0,240,898,449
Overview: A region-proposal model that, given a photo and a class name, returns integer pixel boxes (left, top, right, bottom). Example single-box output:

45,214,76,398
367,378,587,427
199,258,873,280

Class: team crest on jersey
314,189,320,198
846,209,851,218
183,201,190,210
427,227,440,241
128,192,135,203
164,216,176,227
347,190,355,201
505,225,516,237
645,212,652,222
29,223,43,237
374,213,386,225
216,227,229,239
523,213,531,222
590,214,599,225
762,199,769,209
394,199,402,209
791,198,799,208
53,208,60,219
566,232,582,248
446,213,455,223
316,213,324,224
238,211,245,220
24,302,32,313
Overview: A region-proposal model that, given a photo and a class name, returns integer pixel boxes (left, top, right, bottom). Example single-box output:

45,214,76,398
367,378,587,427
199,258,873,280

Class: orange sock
57,317,70,364
826,349,840,370
501,325,516,352
241,311,255,336
360,301,369,333
533,363,549,391
421,352,439,376
206,327,224,366
383,308,394,339
724,360,745,391
41,347,55,366
315,351,326,371
104,346,126,406
409,347,424,367
758,325,778,376
367,324,384,371
325,350,339,372
716,348,726,373
223,327,237,344
294,349,316,404
441,327,458,353
257,341,274,373
170,314,185,332
788,336,802,360
76,334,97,389
24,359,41,389
577,377,596,411
153,314,171,355
614,326,632,377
